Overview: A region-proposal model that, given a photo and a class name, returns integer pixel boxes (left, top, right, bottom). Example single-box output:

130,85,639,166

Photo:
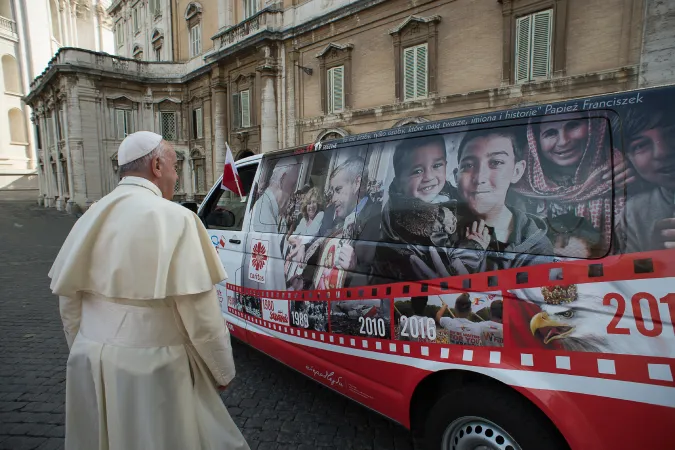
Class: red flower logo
252,241,268,271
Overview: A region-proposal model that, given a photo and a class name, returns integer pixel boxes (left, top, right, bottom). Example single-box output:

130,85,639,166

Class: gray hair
331,156,368,191
119,141,167,176
268,156,300,188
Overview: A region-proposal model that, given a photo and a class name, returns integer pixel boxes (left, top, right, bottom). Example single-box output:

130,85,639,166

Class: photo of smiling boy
455,128,555,270
617,101,675,253
373,134,491,284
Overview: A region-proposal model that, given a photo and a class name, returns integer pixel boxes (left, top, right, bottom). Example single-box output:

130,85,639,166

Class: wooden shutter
328,66,344,113
530,10,552,79
116,109,125,140
515,15,531,83
232,92,240,128
196,108,203,138
241,90,251,128
403,46,416,101
415,44,428,99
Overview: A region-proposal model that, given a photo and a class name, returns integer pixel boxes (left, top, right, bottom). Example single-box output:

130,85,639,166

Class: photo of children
242,294,262,318
330,299,391,339
616,99,675,253
393,293,503,346
290,300,329,332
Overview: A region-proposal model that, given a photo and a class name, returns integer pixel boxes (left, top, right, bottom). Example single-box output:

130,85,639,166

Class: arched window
236,150,255,160
393,116,429,127
316,128,349,142
8,108,27,143
1,54,21,93
191,149,206,193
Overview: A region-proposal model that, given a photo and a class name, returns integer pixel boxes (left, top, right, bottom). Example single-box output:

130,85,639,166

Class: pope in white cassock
48,131,250,450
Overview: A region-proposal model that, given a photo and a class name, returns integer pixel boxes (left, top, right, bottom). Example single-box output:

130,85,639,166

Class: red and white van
198,84,675,450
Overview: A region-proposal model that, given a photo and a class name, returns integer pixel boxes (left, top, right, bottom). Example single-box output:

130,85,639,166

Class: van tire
422,383,568,450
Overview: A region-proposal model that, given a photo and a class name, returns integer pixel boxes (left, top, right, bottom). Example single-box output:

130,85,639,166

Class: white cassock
49,176,250,450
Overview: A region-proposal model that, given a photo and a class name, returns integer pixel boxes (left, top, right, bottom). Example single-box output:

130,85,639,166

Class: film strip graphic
227,249,675,389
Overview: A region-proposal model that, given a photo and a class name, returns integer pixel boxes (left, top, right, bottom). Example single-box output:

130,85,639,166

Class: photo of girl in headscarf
513,113,636,258
372,134,491,283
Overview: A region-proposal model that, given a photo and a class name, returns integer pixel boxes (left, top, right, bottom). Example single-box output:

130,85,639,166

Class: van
197,84,675,450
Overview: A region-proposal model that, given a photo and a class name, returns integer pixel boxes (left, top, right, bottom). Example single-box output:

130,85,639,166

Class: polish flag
221,143,244,196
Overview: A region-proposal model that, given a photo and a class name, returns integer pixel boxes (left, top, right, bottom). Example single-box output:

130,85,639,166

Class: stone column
51,106,65,211
42,113,56,207
257,63,279,153
211,80,227,176
203,92,213,191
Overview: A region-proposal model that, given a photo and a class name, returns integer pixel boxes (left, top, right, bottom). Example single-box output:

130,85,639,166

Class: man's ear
151,155,162,177
511,160,526,184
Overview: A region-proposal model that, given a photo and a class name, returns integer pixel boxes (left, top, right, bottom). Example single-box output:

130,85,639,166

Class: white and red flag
221,142,244,196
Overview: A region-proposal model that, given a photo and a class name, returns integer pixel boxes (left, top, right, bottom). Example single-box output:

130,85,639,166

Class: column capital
256,63,279,76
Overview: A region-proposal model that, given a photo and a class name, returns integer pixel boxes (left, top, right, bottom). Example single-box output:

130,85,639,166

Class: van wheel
422,383,568,450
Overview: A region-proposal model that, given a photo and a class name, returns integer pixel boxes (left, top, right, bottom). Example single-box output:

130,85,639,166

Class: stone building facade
24,0,673,211
1,0,113,200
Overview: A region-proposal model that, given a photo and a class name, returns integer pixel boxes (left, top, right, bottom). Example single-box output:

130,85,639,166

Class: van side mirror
206,209,236,229
181,201,199,214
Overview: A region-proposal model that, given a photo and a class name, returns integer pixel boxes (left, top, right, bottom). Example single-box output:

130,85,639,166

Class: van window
251,146,369,238
202,163,258,231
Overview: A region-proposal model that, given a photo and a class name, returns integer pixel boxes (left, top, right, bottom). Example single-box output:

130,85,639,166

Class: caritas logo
248,239,269,284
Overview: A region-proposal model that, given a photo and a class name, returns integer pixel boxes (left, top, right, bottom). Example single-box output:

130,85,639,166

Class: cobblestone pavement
0,201,414,450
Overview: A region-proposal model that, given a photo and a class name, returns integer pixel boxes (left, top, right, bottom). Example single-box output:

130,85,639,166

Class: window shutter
515,14,531,83
232,92,240,128
125,110,133,135
403,46,415,101
241,90,251,128
415,44,428,99
196,108,203,138
530,10,552,79
116,109,125,140
327,66,344,113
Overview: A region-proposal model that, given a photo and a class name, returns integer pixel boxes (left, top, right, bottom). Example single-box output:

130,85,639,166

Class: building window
515,9,553,83
192,107,203,139
240,90,251,128
175,151,185,194
35,122,42,149
115,109,132,140
151,28,164,61
244,0,257,18
1,55,22,94
189,24,201,57
191,150,206,193
390,15,441,103
8,108,27,144
327,66,344,114
133,7,140,33
317,43,353,115
403,43,428,101
160,111,177,141
115,21,124,47
502,1,567,84
150,0,161,17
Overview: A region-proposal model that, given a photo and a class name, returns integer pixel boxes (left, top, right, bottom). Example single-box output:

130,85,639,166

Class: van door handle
229,239,241,244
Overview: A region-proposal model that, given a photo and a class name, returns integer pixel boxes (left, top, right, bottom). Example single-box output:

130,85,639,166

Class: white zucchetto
118,131,164,165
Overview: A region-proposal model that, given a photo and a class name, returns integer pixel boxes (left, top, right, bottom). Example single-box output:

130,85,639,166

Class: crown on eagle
541,284,578,305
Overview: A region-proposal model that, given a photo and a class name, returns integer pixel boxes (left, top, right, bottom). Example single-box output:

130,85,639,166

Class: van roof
250,83,675,160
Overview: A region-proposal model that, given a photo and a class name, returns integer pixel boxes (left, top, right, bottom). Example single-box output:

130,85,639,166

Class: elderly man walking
48,132,249,450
